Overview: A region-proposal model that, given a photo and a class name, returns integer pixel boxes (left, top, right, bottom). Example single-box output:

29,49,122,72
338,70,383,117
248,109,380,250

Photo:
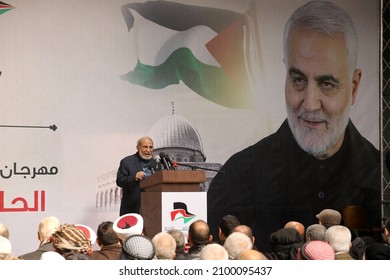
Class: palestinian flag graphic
0,1,13,15
170,202,196,224
121,1,262,109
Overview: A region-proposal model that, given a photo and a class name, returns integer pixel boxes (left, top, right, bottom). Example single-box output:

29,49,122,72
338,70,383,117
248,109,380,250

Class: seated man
223,232,252,260
19,216,61,260
218,214,240,245
119,235,156,260
325,225,354,260
90,221,122,260
152,232,177,260
184,220,212,260
167,229,186,260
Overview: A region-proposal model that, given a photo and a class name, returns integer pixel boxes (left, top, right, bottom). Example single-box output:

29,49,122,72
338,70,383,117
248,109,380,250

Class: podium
140,170,206,239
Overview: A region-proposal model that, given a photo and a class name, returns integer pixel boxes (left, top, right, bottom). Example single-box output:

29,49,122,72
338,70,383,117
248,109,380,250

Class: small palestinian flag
0,1,14,15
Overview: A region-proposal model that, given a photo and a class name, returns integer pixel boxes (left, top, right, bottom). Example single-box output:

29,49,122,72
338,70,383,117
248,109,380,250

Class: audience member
167,229,186,260
299,240,335,260
382,218,390,244
113,213,144,242
233,224,276,259
349,237,366,260
200,243,228,260
218,214,240,245
305,224,326,241
119,234,156,260
316,209,342,229
0,236,12,260
152,231,177,260
237,249,268,260
184,220,212,260
363,242,390,260
50,223,92,260
233,224,255,246
223,232,252,260
0,223,9,239
64,253,91,260
19,216,61,260
325,225,354,260
284,221,305,239
90,221,122,260
269,228,303,260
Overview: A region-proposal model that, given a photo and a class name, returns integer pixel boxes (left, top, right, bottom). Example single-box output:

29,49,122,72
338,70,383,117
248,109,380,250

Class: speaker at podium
140,170,207,239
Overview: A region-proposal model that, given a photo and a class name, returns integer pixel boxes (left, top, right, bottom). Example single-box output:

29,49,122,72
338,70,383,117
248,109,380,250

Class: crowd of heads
1,207,390,261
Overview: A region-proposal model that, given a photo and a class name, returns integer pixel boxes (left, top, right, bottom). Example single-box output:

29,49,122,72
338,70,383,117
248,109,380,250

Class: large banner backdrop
0,0,380,255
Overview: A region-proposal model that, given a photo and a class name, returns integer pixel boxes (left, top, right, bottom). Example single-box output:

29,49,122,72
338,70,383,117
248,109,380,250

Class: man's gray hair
306,224,327,242
283,0,358,75
325,225,352,253
223,232,252,260
137,136,153,147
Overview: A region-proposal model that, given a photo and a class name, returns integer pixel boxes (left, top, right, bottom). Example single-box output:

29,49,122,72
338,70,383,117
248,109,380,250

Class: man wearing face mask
116,136,154,216
207,0,381,253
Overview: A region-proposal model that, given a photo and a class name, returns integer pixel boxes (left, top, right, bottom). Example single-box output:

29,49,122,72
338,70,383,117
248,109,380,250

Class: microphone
159,152,175,170
154,156,162,171
171,161,224,173
159,152,170,170
147,158,158,174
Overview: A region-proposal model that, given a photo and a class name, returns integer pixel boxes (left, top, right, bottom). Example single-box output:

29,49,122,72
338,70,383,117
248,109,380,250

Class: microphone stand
173,162,224,174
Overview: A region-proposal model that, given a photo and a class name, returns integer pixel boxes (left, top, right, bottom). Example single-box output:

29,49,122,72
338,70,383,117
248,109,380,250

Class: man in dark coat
207,1,380,253
116,136,154,215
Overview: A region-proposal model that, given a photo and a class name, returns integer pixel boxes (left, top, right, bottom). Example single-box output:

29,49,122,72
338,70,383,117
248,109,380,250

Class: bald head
284,221,305,237
233,224,255,245
237,249,268,260
188,220,212,247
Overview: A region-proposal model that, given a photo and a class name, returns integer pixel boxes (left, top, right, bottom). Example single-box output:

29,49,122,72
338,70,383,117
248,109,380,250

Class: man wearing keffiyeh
50,224,92,260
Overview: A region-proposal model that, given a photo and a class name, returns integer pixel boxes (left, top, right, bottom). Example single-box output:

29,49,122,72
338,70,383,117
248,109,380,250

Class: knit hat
113,213,144,240
316,209,342,227
50,224,92,254
75,224,97,244
119,234,156,260
270,228,303,260
300,240,335,260
0,236,11,255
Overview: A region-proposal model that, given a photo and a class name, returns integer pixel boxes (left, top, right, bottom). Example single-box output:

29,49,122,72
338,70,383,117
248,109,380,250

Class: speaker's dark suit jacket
116,153,143,215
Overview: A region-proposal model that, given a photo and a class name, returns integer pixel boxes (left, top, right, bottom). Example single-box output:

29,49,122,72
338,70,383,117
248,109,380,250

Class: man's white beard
286,104,350,158
140,154,152,161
